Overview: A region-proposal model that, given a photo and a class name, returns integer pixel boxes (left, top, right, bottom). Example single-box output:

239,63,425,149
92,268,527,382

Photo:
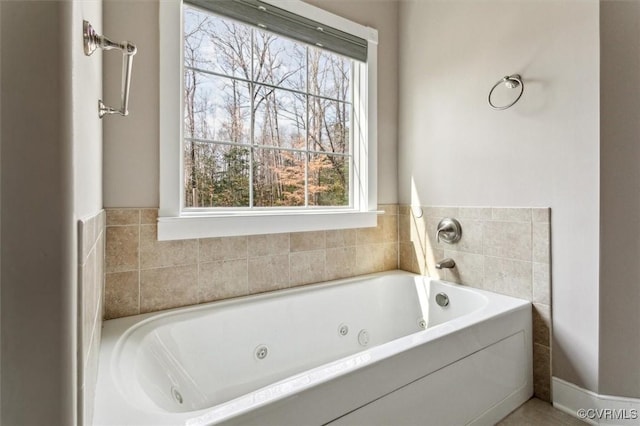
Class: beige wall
398,0,600,393
74,2,105,424
74,1,103,216
1,2,76,424
103,0,159,208
1,1,104,424
599,1,640,399
102,0,399,207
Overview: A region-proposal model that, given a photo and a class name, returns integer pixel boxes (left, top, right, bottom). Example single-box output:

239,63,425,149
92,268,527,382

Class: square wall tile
140,265,198,313
80,248,96,363
79,218,95,263
423,206,459,218
356,220,385,245
140,225,198,269
78,210,106,426
399,208,427,273
534,343,551,402
483,256,532,300
356,244,386,275
379,204,398,215
533,262,551,305
326,247,357,280
248,255,290,293
199,259,248,303
290,250,326,286
248,234,289,257
106,209,139,226
399,242,425,275
199,236,247,262
140,209,158,224
104,271,139,319
532,208,550,223
533,222,550,264
458,207,492,220
491,208,531,222
290,231,326,252
381,214,398,243
383,243,399,271
326,229,356,248
105,226,139,273
483,221,532,261
533,303,551,347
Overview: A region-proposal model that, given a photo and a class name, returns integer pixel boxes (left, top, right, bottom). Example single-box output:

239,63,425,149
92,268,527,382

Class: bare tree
184,6,351,208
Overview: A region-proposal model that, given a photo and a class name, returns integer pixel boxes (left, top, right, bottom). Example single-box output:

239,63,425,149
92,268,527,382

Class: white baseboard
552,377,640,425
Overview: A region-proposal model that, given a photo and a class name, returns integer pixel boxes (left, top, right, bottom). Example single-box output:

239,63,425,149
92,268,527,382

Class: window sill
157,210,381,241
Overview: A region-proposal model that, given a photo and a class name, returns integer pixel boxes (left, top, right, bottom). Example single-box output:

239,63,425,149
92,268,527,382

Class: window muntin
183,5,355,209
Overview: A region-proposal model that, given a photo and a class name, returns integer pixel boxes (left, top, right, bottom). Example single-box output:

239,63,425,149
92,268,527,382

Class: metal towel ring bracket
83,20,137,118
488,74,524,110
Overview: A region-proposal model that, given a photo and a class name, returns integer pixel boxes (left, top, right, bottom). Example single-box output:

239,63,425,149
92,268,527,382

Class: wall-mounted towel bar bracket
83,20,137,118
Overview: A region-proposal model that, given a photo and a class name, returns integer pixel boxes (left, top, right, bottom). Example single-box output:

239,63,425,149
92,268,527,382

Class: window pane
184,71,251,143
308,97,350,154
184,140,250,208
183,7,356,210
254,85,306,150
253,30,306,92
308,154,349,207
308,46,352,101
184,6,252,80
253,149,305,207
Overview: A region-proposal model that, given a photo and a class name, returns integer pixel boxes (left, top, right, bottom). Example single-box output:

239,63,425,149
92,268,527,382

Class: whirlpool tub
94,271,532,426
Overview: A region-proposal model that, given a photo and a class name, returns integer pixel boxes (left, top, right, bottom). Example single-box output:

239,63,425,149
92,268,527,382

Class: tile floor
498,398,586,425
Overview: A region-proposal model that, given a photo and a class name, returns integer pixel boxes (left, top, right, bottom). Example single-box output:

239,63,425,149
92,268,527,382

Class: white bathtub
94,271,532,426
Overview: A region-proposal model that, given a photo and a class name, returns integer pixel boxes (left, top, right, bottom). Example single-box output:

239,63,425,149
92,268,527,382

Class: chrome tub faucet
435,258,456,270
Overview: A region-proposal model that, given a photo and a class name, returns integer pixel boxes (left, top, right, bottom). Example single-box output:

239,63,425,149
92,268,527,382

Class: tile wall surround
77,210,106,426
103,204,551,403
104,205,399,320
399,205,552,402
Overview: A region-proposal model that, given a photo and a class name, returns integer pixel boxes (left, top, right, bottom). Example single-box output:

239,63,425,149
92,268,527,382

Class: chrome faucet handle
435,218,462,244
435,223,449,243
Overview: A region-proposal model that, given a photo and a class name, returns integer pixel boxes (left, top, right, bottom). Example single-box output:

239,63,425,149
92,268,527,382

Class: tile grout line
196,237,201,303
530,210,534,301
137,209,141,315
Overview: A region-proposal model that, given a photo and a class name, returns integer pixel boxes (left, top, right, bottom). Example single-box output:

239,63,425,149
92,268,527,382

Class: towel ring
488,74,524,110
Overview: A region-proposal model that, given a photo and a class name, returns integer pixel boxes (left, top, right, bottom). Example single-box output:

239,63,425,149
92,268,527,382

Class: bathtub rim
95,270,531,426
107,270,492,330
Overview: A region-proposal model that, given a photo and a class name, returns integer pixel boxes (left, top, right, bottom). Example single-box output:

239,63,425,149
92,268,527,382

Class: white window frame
158,0,379,240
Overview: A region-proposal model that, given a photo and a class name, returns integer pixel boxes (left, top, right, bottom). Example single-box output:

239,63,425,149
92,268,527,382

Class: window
159,0,378,240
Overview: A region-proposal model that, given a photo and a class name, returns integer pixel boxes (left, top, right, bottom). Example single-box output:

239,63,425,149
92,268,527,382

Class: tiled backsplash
77,210,105,426
399,206,552,401
103,204,551,402
104,205,399,319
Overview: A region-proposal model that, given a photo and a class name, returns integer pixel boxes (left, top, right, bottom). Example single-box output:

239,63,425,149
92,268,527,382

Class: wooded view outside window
184,5,353,209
